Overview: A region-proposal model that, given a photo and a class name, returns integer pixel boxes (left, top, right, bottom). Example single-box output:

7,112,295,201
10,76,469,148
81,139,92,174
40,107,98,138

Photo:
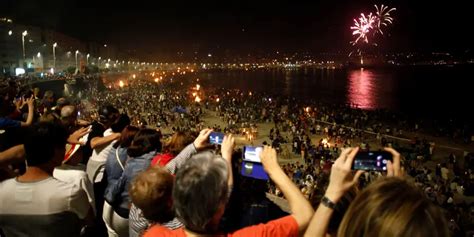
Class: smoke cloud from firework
351,4,396,46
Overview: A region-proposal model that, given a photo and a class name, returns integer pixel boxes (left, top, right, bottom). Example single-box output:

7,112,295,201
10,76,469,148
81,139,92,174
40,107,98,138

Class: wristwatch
321,196,337,209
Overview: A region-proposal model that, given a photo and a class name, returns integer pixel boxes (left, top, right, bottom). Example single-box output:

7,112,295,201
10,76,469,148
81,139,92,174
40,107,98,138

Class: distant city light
196,84,200,90
132,74,136,79
8,30,12,35
194,96,201,103
119,80,124,88
208,54,212,57
36,52,41,58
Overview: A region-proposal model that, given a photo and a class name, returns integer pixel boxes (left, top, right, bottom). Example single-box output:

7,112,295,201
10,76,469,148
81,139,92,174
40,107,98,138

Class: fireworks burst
350,13,376,45
350,4,396,45
374,4,396,35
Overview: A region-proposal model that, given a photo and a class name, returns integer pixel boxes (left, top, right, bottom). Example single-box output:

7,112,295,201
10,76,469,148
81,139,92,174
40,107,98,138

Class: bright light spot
216,98,220,102
119,80,124,88
190,69,194,73
132,74,136,79
305,107,311,113
249,92,252,96
208,54,212,57
8,30,12,35
50,68,54,74
194,96,201,103
192,92,197,97
15,68,25,76
196,84,200,90
36,52,41,58
154,78,159,82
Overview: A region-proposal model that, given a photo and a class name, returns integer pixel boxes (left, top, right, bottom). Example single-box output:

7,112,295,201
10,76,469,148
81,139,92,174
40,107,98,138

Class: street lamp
75,50,79,69
8,30,12,36
52,42,57,71
22,31,28,60
86,54,90,65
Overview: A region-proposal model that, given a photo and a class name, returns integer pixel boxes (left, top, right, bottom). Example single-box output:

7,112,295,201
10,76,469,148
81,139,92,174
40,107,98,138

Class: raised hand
385,147,403,177
221,134,235,162
193,128,213,150
325,147,364,203
67,127,91,145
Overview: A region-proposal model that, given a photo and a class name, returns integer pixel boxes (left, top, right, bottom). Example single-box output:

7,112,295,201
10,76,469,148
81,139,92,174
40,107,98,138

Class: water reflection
347,69,377,110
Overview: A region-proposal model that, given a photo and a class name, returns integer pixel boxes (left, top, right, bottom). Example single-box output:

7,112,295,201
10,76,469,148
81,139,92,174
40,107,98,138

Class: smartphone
209,132,224,145
243,146,263,163
241,161,269,180
352,151,393,171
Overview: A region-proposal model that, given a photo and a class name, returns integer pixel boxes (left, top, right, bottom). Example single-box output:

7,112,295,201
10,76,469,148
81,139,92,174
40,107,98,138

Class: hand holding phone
241,146,269,180
209,132,225,145
243,146,263,163
352,151,393,171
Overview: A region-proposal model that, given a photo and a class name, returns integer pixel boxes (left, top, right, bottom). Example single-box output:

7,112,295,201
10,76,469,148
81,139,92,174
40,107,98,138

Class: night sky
2,0,473,59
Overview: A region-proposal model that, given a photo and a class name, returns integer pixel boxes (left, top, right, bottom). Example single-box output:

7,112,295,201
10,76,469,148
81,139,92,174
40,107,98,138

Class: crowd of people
1,72,473,236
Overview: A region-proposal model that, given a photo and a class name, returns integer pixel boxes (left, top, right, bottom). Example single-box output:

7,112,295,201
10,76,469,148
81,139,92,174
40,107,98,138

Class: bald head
61,105,77,119
60,105,77,127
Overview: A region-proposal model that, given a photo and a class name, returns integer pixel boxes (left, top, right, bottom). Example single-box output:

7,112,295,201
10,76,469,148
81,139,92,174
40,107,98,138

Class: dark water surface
195,66,473,119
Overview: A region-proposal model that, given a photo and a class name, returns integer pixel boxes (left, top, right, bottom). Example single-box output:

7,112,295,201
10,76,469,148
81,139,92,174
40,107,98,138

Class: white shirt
0,177,90,237
54,164,96,215
89,128,116,163
441,167,449,180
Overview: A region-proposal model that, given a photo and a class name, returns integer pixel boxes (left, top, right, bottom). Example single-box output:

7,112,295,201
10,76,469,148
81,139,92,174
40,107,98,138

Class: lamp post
75,50,79,69
22,31,28,60
52,42,57,71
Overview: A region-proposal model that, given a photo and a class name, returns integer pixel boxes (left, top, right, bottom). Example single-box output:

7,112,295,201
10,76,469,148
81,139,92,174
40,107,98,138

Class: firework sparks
350,4,396,59
351,13,376,45
374,4,396,35
351,4,396,45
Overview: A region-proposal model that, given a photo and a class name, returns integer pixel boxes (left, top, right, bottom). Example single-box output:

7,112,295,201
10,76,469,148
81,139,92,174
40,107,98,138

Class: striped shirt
129,143,196,237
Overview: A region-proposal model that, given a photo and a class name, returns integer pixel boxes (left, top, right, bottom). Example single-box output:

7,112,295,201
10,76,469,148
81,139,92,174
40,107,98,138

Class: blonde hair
338,177,449,237
163,131,194,155
129,166,174,223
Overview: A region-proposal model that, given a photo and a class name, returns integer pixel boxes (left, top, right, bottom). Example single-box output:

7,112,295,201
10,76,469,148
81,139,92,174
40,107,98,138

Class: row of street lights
11,30,92,72
10,30,168,72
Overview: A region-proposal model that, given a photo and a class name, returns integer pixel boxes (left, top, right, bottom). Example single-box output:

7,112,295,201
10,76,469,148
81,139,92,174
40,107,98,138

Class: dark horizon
2,0,473,60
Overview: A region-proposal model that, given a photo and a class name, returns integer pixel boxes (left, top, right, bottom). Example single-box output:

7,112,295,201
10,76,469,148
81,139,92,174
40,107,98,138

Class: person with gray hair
144,138,314,237
61,105,78,129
